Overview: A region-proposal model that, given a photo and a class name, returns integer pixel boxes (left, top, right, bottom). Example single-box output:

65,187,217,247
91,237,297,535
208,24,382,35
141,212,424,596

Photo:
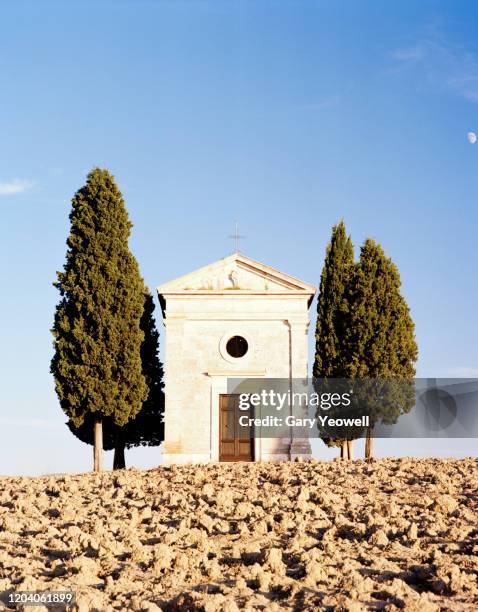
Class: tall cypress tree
346,239,418,458
51,168,148,471
314,221,354,377
314,221,355,459
66,291,165,469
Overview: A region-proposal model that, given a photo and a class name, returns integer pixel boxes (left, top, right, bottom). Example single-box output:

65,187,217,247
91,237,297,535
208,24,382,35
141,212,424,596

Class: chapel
156,252,316,464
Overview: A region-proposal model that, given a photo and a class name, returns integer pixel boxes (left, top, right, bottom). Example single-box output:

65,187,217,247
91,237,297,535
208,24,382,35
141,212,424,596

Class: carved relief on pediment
180,267,246,290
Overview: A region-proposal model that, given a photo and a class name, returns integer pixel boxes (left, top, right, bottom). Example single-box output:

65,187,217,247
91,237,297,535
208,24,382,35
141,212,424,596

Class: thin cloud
421,366,478,378
300,95,342,111
0,179,34,196
0,418,62,429
391,45,425,63
391,34,478,103
442,367,478,378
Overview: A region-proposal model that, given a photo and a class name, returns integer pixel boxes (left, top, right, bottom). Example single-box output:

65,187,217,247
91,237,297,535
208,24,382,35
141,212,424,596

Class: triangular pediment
157,253,316,295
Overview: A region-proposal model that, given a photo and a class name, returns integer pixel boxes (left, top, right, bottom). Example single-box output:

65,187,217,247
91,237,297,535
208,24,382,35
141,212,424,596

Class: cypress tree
113,291,164,468
51,168,148,471
346,239,418,458
66,291,165,469
314,220,354,378
314,221,356,458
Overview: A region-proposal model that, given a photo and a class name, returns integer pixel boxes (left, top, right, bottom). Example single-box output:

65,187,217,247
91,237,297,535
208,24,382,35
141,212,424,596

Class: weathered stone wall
162,293,311,464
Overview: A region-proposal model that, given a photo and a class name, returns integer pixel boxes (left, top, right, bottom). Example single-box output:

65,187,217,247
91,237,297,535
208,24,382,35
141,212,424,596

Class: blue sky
1,1,477,474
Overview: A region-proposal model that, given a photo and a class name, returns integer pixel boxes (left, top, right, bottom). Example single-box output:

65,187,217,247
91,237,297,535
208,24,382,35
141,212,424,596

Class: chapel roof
156,252,316,316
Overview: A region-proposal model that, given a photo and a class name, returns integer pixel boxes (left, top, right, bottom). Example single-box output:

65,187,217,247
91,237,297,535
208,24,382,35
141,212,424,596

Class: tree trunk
93,418,103,472
347,439,353,460
365,426,374,460
113,436,126,470
340,440,348,460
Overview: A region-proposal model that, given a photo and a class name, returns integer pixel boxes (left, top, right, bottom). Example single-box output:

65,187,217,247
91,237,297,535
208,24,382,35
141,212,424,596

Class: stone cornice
159,290,313,297
204,370,267,377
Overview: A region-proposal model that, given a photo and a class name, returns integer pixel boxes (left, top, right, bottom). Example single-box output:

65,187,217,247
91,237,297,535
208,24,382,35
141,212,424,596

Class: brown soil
0,458,477,611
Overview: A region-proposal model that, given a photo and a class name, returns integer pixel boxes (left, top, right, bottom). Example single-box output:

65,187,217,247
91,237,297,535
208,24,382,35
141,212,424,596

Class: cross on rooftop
228,221,245,253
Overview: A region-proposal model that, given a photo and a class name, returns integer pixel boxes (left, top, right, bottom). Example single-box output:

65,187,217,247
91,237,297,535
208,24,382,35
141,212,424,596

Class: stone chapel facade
156,253,316,464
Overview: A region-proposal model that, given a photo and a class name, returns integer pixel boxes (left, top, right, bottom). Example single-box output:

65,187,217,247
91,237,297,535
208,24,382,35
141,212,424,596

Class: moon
467,131,477,144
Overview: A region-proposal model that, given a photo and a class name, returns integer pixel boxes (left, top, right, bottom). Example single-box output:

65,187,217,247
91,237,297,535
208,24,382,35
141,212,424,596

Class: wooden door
219,394,254,461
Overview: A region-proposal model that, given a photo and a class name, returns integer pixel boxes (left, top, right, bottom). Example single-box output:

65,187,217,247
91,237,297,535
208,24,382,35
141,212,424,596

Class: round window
226,335,249,358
